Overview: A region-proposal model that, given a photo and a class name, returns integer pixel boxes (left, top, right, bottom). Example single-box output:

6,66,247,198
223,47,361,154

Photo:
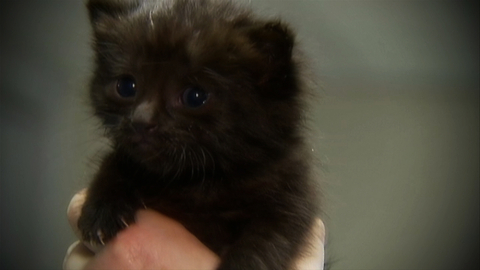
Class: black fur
78,1,319,269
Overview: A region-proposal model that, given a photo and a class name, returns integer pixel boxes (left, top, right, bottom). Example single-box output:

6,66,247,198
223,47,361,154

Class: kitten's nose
131,101,157,133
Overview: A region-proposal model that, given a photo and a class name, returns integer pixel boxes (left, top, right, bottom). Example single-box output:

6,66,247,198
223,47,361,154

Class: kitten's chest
139,185,256,254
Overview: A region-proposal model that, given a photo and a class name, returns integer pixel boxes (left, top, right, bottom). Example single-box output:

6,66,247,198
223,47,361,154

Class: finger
294,218,326,270
84,210,220,270
133,209,221,270
67,188,87,240
63,241,95,270
67,188,103,252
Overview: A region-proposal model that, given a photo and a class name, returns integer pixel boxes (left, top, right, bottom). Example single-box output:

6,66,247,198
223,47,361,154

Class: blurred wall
1,1,478,269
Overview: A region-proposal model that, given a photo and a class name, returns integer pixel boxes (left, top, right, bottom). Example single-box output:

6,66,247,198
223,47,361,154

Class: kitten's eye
116,75,137,98
182,87,208,108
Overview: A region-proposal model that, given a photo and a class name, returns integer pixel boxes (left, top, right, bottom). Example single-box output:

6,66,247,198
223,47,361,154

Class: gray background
1,0,478,269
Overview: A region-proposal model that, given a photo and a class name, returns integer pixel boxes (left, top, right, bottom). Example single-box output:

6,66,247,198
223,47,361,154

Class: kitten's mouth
130,133,157,149
128,131,177,153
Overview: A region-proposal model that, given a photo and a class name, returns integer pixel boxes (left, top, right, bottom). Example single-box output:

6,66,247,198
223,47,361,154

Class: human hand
63,189,325,270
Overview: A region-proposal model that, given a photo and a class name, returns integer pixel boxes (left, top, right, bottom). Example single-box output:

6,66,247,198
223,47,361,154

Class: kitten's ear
249,21,294,60
247,21,295,83
87,0,140,24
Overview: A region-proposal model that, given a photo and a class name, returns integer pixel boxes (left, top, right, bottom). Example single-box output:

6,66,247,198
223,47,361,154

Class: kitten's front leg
77,152,140,246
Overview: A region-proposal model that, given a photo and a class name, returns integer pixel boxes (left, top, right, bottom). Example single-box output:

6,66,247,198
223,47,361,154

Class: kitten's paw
77,203,136,246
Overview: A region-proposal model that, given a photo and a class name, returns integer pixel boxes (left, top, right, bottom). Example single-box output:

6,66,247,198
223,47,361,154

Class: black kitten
78,0,319,269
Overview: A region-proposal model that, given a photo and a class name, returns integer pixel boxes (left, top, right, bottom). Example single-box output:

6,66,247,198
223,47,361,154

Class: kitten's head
87,0,305,178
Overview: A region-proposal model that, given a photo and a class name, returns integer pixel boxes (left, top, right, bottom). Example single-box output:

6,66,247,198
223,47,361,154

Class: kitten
78,0,320,269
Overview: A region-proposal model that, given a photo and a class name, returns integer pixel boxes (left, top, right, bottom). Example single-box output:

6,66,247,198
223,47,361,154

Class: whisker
189,149,194,180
